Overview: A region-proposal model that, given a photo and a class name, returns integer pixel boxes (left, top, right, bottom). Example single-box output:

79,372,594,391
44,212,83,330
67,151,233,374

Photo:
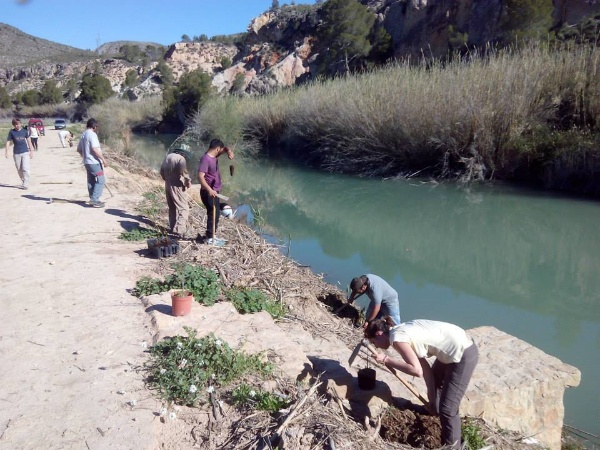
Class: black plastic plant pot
358,368,376,390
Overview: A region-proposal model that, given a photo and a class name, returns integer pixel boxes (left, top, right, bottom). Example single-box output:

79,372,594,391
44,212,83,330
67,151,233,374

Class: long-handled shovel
212,202,216,246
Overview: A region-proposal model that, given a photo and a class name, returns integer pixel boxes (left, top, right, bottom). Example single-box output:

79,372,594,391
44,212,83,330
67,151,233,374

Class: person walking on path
76,118,106,208
160,144,194,239
5,118,34,189
58,129,73,148
28,124,40,151
365,318,479,449
197,138,234,245
348,274,401,328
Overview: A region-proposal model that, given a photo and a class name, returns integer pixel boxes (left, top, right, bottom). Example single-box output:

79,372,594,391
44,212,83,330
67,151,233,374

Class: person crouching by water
348,274,401,329
365,317,478,450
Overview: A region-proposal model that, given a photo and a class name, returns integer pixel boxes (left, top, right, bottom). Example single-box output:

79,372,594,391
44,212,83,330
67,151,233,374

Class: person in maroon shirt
197,138,234,244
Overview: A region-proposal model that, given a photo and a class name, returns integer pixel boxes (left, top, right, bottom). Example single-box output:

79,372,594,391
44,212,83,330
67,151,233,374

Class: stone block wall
463,326,581,450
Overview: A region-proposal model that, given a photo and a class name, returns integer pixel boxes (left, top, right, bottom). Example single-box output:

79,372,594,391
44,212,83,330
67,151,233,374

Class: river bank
0,129,585,449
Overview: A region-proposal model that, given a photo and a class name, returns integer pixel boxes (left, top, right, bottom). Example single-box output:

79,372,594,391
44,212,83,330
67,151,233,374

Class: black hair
86,118,98,129
209,138,224,149
350,275,368,292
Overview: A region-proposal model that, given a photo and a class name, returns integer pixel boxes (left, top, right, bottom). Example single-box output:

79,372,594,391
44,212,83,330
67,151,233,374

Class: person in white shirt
58,129,73,148
28,125,39,151
365,317,478,449
76,118,106,207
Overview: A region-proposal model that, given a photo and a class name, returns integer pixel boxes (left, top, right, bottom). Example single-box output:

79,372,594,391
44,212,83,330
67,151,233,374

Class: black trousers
200,188,220,239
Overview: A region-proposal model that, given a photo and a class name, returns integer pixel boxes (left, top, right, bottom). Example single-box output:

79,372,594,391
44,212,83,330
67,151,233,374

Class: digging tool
349,339,429,406
347,340,365,368
212,201,216,245
334,290,364,315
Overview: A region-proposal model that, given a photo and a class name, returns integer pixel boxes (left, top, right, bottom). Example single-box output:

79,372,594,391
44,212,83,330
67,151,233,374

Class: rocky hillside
2,0,600,104
96,40,164,56
0,23,94,66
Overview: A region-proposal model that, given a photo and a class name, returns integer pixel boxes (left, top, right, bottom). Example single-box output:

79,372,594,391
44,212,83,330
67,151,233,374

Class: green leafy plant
132,276,165,297
165,264,220,306
118,226,162,241
146,328,273,406
231,383,289,412
462,417,486,450
251,204,265,231
136,189,165,227
225,287,287,319
132,264,221,305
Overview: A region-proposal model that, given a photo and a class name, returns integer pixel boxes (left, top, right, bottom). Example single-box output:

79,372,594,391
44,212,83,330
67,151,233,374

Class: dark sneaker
21,185,28,190
90,201,105,208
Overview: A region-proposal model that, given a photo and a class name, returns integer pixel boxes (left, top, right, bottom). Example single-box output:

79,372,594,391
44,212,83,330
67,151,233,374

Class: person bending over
348,274,401,328
365,317,478,449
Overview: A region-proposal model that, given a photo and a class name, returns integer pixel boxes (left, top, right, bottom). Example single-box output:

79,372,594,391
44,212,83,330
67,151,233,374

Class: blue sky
3,0,316,50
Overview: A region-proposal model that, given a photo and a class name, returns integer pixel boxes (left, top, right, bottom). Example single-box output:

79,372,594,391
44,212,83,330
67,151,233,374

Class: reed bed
88,96,163,155
195,43,600,193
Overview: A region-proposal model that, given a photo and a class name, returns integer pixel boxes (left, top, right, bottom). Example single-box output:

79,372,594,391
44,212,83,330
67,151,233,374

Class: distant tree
220,56,232,70
119,44,143,63
156,60,174,86
176,68,214,117
368,25,393,64
163,68,214,122
40,80,63,104
162,86,178,122
500,0,553,44
122,69,138,88
0,86,12,109
317,0,376,74
271,0,280,11
13,91,23,106
65,78,79,102
193,34,209,42
144,45,166,62
21,89,41,107
79,73,114,105
181,34,191,42
232,72,246,95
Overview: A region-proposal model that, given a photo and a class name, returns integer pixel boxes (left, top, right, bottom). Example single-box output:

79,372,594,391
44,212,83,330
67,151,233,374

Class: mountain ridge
0,23,96,66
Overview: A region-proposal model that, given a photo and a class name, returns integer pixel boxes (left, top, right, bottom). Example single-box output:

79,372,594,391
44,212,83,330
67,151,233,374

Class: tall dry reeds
195,43,600,192
88,96,163,155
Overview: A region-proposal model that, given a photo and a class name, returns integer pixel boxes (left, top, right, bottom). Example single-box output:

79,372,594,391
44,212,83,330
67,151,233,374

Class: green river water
131,135,600,437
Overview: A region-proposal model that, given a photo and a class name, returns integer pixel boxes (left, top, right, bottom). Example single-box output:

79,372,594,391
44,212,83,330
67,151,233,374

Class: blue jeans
85,163,105,202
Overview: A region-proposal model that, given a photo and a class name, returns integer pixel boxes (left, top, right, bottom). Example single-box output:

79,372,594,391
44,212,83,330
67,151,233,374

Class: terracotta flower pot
171,290,193,317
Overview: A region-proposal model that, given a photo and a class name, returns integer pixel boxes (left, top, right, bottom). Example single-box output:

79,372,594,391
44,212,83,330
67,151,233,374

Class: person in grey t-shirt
348,274,401,329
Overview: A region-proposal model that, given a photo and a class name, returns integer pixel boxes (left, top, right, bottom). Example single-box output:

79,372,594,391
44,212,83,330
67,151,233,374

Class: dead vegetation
128,189,553,450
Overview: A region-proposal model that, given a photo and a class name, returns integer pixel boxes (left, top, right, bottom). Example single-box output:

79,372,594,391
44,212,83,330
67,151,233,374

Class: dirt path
0,130,160,449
